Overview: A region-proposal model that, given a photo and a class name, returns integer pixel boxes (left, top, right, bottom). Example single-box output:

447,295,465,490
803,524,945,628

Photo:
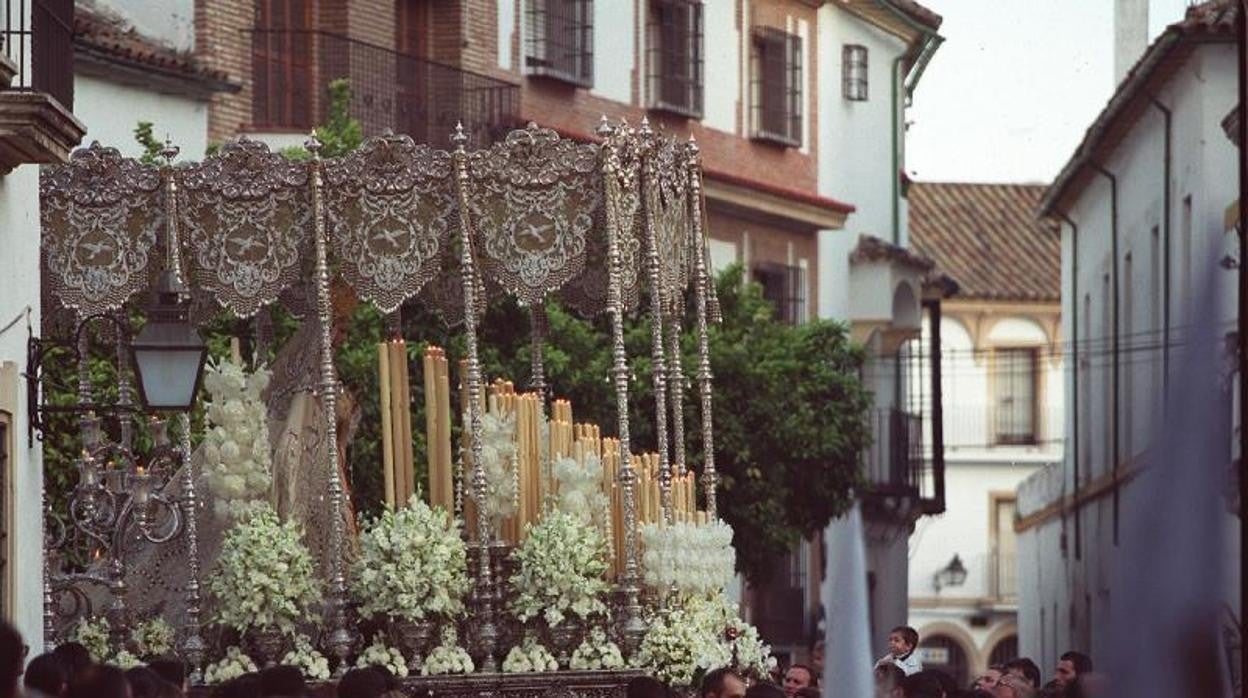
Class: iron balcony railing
1,0,74,110
987,550,1018,601
862,407,937,505
250,29,519,147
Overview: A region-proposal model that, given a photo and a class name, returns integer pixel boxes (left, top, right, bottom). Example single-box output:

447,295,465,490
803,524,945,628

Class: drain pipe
1092,164,1120,545
1059,212,1081,560
1148,96,1173,405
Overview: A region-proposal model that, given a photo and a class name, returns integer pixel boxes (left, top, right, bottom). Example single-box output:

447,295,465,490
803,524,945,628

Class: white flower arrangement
636,592,775,687
110,650,142,670
421,627,475,676
201,359,273,520
477,410,519,523
570,627,625,670
502,636,559,673
553,455,609,528
356,633,409,677
281,635,331,681
509,511,609,627
352,496,470,623
209,504,322,636
132,617,174,658
640,520,735,594
204,646,258,684
67,616,111,662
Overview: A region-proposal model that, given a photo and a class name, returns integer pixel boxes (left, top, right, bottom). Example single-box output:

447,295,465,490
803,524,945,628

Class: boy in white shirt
874,626,923,676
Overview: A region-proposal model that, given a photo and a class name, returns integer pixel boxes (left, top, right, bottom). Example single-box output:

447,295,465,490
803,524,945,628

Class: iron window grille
1,0,74,111
752,262,805,325
525,0,593,87
842,44,868,101
647,0,703,119
751,27,802,147
252,0,314,129
992,347,1039,445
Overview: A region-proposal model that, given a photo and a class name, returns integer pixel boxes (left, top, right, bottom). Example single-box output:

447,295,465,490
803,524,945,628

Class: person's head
993,673,1037,698
743,682,785,698
701,667,747,698
1004,658,1041,689
900,670,944,698
974,666,1007,692
627,676,671,698
25,652,67,698
782,664,815,698
0,622,24,698
874,663,906,698
888,627,919,658
337,668,387,698
147,659,187,692
259,665,305,698
67,665,132,698
52,643,93,686
1053,652,1092,689
124,667,165,698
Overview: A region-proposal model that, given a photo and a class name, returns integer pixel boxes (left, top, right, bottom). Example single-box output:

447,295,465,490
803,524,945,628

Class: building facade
1021,0,1241,678
904,182,1064,685
1,0,85,646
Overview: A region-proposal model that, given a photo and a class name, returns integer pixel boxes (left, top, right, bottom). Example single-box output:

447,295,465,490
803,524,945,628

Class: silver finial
304,130,323,155
451,122,468,148
596,115,614,137
160,138,179,164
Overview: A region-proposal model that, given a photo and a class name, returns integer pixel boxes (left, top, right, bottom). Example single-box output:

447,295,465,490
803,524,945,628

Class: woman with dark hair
51,642,93,688
124,666,166,698
24,653,67,698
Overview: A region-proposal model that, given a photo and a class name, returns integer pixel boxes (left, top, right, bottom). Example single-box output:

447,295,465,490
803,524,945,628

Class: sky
906,0,1197,185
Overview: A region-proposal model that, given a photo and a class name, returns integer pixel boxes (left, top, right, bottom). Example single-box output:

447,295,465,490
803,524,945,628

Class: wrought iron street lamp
933,554,967,591
129,270,207,412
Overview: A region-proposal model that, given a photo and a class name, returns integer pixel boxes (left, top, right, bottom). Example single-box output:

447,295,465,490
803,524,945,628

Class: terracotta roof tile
73,6,235,87
908,182,1060,302
888,0,943,31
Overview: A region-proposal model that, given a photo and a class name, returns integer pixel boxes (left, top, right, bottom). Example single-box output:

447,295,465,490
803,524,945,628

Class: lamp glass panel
134,348,203,409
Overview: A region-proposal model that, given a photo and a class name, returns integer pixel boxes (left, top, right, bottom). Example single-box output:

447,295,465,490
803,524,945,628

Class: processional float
35,118,739,692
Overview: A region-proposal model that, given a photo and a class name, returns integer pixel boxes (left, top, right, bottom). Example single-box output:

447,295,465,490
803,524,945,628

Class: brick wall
709,208,819,317
196,0,254,145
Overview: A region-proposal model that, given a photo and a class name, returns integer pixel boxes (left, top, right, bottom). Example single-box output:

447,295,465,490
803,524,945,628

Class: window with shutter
752,262,805,325
525,0,594,87
751,27,802,146
993,347,1039,445
647,0,703,118
252,0,314,128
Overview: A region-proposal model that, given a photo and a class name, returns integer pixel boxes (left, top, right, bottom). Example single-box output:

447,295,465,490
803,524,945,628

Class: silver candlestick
686,137,719,518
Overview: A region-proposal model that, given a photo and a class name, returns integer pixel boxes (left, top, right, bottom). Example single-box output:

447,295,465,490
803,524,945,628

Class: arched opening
988,634,1019,667
918,633,971,687
891,281,920,329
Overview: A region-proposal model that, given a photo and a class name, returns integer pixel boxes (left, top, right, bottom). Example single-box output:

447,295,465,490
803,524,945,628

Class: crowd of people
4,618,1109,698
1,621,425,698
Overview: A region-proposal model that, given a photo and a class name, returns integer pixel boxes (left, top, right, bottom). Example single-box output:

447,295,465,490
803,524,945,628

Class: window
252,0,314,128
988,636,1018,667
989,496,1018,599
992,347,1038,445
842,44,868,101
751,27,802,146
752,262,805,325
647,0,703,118
525,0,593,86
1,0,75,110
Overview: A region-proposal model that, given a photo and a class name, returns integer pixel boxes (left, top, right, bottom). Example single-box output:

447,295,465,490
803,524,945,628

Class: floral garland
352,496,470,622
67,616,110,662
356,633,409,677
502,636,559,673
201,359,273,520
422,627,475,676
281,635,331,680
509,511,609,627
636,592,774,687
67,615,173,665
640,520,735,594
570,627,625,670
553,455,608,528
209,504,322,636
204,646,258,684
111,650,142,670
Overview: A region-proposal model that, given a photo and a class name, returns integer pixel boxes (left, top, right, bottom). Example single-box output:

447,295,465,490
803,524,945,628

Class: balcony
985,550,1017,603
861,408,940,513
250,30,519,148
0,0,85,173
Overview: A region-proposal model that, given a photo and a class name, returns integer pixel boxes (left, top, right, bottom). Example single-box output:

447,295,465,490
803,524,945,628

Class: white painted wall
0,164,46,650
816,4,908,244
93,0,195,51
1016,41,1241,670
591,0,634,104
74,74,210,159
498,0,516,72
702,0,739,132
